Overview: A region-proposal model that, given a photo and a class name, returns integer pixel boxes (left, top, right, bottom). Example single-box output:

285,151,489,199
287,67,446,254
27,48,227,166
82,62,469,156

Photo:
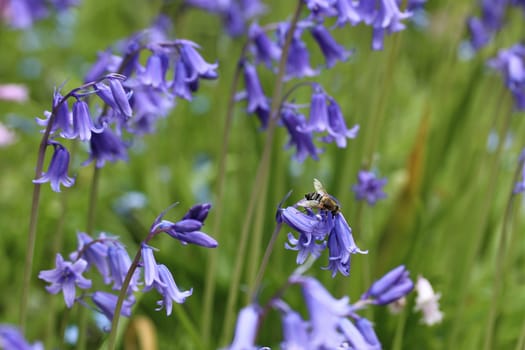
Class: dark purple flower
182,203,212,222
226,304,262,350
91,291,134,321
281,107,323,162
33,142,75,192
352,170,388,205
362,265,414,305
84,127,129,168
148,264,193,315
71,100,104,141
38,253,92,308
0,324,43,350
310,25,353,68
243,61,269,115
248,23,282,67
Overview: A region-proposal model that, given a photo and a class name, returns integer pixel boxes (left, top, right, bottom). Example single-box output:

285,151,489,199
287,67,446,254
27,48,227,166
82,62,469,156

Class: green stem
483,146,522,350
201,44,247,346
391,307,408,350
218,1,305,346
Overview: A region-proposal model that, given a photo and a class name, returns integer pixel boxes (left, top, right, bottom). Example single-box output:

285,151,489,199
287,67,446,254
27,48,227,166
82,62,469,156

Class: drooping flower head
32,141,75,192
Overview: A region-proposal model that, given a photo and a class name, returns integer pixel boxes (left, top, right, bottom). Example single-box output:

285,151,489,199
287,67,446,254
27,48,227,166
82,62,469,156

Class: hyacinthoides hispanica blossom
21,16,219,333
0,0,80,29
35,203,217,349
225,265,414,349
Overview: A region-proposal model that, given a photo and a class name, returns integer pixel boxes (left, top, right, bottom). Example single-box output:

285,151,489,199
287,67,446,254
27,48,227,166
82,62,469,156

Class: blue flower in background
352,170,388,205
361,265,414,305
0,324,43,350
38,254,92,308
91,291,134,322
226,304,262,350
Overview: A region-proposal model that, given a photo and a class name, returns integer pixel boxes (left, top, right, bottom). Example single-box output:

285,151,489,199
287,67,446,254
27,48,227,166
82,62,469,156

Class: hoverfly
297,178,340,215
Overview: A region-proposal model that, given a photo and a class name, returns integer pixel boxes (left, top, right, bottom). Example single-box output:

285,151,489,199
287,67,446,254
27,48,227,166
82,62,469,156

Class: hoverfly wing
297,198,320,208
313,178,327,195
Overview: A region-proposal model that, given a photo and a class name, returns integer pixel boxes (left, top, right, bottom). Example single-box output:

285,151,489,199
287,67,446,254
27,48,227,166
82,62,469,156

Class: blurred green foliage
0,0,524,349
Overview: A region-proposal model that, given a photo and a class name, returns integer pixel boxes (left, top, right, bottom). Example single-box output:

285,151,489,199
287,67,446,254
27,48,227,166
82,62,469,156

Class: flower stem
218,1,305,346
201,44,248,346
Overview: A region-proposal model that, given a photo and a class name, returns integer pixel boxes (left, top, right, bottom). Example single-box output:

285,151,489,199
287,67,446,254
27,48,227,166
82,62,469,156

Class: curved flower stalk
226,266,414,349
36,202,217,339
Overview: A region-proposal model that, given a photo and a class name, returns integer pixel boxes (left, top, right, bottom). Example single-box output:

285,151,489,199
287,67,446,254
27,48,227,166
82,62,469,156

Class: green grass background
0,0,524,349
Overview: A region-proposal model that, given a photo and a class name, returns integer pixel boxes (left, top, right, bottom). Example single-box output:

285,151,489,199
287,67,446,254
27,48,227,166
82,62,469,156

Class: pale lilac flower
414,275,443,326
33,142,75,192
488,44,525,110
0,324,43,350
279,306,310,349
172,57,193,100
91,291,134,321
338,318,379,350
285,231,326,264
107,244,138,291
108,78,133,117
141,244,165,289
302,87,330,133
355,317,381,348
0,83,28,102
38,254,92,308
140,54,168,88
310,25,353,68
361,265,414,305
4,0,48,29
322,97,360,148
226,304,262,350
84,127,129,168
148,264,193,315
352,170,388,205
0,123,16,147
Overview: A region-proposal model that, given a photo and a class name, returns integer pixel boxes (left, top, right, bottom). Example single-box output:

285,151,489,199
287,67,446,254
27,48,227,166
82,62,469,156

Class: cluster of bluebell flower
38,203,217,321
227,265,413,349
353,170,388,205
33,19,219,192
467,0,525,51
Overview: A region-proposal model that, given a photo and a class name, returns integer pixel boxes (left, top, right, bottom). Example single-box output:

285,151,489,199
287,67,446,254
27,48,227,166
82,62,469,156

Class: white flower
414,275,443,326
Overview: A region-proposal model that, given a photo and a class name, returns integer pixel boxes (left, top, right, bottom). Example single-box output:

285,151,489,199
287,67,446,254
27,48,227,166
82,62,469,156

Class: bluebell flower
84,127,129,168
292,276,352,348
285,231,326,264
310,25,353,68
334,0,361,26
276,23,318,79
243,61,270,127
322,97,360,148
177,39,219,82
324,213,367,277
467,17,491,51
38,253,92,308
141,244,165,289
0,324,43,350
108,78,133,117
338,318,380,349
152,203,218,248
33,142,75,192
107,243,139,292
84,51,123,82
146,264,193,315
280,308,310,349
488,44,525,110
352,170,388,205
71,100,104,141
281,107,323,162
91,291,134,321
70,232,110,284
5,0,48,29
226,304,262,350
249,23,282,68
140,53,168,88
171,57,193,100
362,265,414,305
36,89,74,138
355,317,381,347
